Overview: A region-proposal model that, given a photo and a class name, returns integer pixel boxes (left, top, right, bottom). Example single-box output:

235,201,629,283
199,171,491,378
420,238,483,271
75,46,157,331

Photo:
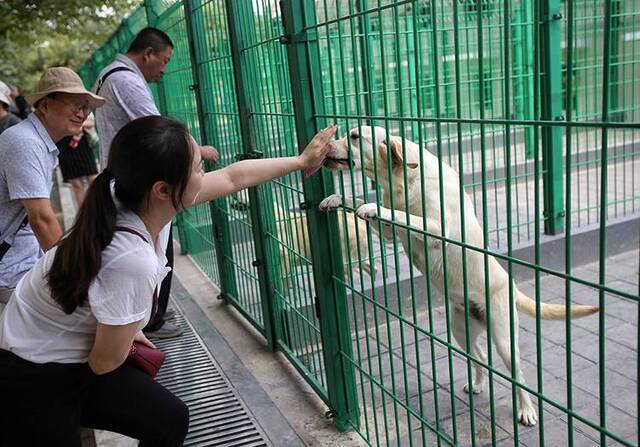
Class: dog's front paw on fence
318,194,343,211
355,203,379,221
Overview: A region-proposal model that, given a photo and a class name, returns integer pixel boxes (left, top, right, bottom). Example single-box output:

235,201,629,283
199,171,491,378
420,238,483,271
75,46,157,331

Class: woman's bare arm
192,125,337,206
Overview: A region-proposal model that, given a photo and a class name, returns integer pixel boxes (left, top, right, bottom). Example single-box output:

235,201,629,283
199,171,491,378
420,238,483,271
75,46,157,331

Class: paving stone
571,367,637,417
527,344,596,379
545,322,599,347
602,292,639,325
602,342,637,381
517,325,561,352
513,416,600,447
604,322,637,351
352,332,389,359
562,403,638,446
432,410,512,447
359,367,435,410
407,387,471,426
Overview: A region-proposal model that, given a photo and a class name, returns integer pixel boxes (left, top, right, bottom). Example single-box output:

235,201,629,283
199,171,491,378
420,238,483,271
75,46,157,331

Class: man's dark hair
127,27,173,54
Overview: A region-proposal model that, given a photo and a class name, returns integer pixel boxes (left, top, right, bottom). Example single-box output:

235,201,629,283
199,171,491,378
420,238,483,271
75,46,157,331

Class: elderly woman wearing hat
0,67,104,312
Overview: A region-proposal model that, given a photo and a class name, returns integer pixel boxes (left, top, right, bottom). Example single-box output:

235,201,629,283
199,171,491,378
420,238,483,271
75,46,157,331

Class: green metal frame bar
144,0,186,254
540,0,565,234
356,0,375,123
225,0,281,350
609,0,622,121
513,1,535,158
280,0,360,432
184,0,239,302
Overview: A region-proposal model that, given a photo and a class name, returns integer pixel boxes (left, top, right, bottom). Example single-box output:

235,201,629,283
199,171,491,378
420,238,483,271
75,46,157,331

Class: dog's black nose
350,131,359,139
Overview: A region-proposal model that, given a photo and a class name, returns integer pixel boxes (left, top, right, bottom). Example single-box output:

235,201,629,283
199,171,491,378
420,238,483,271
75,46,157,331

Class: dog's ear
388,137,419,169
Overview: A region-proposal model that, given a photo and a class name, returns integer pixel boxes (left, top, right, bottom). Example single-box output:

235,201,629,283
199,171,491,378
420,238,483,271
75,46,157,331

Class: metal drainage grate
151,303,271,447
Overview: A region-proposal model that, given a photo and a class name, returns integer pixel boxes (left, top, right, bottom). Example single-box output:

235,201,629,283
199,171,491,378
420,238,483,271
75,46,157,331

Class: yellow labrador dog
319,126,598,426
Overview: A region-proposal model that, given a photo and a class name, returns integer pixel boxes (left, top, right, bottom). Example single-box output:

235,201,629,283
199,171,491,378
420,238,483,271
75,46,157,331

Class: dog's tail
516,289,599,320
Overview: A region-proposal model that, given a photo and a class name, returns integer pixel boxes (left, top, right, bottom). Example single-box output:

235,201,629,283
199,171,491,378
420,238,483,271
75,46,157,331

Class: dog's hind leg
489,296,537,426
452,306,488,395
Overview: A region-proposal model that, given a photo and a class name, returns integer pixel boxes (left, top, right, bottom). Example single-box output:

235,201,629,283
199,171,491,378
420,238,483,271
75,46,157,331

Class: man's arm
20,198,62,251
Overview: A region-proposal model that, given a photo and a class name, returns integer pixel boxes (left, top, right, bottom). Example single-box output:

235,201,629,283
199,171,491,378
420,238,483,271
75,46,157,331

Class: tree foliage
0,0,139,92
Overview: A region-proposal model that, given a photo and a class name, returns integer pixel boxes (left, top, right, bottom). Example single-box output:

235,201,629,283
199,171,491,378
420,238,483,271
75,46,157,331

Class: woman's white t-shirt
0,207,171,364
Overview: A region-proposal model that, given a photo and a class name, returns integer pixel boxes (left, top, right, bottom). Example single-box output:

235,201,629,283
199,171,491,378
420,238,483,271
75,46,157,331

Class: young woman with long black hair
0,115,337,446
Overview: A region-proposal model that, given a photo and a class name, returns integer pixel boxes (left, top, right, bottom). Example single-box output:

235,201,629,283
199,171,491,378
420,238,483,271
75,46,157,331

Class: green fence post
143,0,159,27
405,11,419,136
609,0,622,121
144,0,188,251
442,28,455,117
513,1,535,158
143,0,168,114
540,0,565,234
356,0,375,122
280,0,360,432
225,0,282,350
184,0,239,302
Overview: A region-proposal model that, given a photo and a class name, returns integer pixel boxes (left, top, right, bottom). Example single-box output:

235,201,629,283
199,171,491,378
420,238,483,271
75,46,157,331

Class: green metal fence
80,0,639,445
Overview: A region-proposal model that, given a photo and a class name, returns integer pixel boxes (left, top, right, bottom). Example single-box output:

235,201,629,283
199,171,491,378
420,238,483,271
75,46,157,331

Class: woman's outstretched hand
299,124,338,178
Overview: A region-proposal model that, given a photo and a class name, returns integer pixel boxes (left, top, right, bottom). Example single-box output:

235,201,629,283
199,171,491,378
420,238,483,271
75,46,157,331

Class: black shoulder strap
0,214,29,262
114,226,149,244
95,67,135,95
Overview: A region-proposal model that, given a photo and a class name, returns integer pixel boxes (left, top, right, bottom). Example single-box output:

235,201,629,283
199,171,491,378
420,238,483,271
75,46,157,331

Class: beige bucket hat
26,67,105,108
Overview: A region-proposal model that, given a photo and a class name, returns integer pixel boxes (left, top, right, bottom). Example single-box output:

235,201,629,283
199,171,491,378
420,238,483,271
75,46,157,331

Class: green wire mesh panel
187,0,266,331
156,3,223,287
563,0,640,226
156,4,200,134
313,0,639,445
237,0,329,395
147,0,183,18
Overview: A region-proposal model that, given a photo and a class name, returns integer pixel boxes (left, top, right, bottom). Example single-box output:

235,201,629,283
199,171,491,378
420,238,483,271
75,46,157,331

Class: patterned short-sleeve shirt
0,113,59,287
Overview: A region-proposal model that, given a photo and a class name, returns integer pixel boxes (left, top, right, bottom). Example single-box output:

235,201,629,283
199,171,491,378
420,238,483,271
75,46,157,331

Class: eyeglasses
51,96,91,115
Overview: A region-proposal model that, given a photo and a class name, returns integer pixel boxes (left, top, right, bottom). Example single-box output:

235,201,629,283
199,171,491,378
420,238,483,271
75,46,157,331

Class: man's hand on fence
201,145,220,163
300,124,338,178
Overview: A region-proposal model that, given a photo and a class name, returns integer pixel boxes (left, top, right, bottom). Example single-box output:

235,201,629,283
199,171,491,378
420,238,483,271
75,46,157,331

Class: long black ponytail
47,116,193,314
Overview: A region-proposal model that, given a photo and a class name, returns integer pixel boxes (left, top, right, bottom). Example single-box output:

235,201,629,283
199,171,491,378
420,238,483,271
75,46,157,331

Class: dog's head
324,126,419,184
